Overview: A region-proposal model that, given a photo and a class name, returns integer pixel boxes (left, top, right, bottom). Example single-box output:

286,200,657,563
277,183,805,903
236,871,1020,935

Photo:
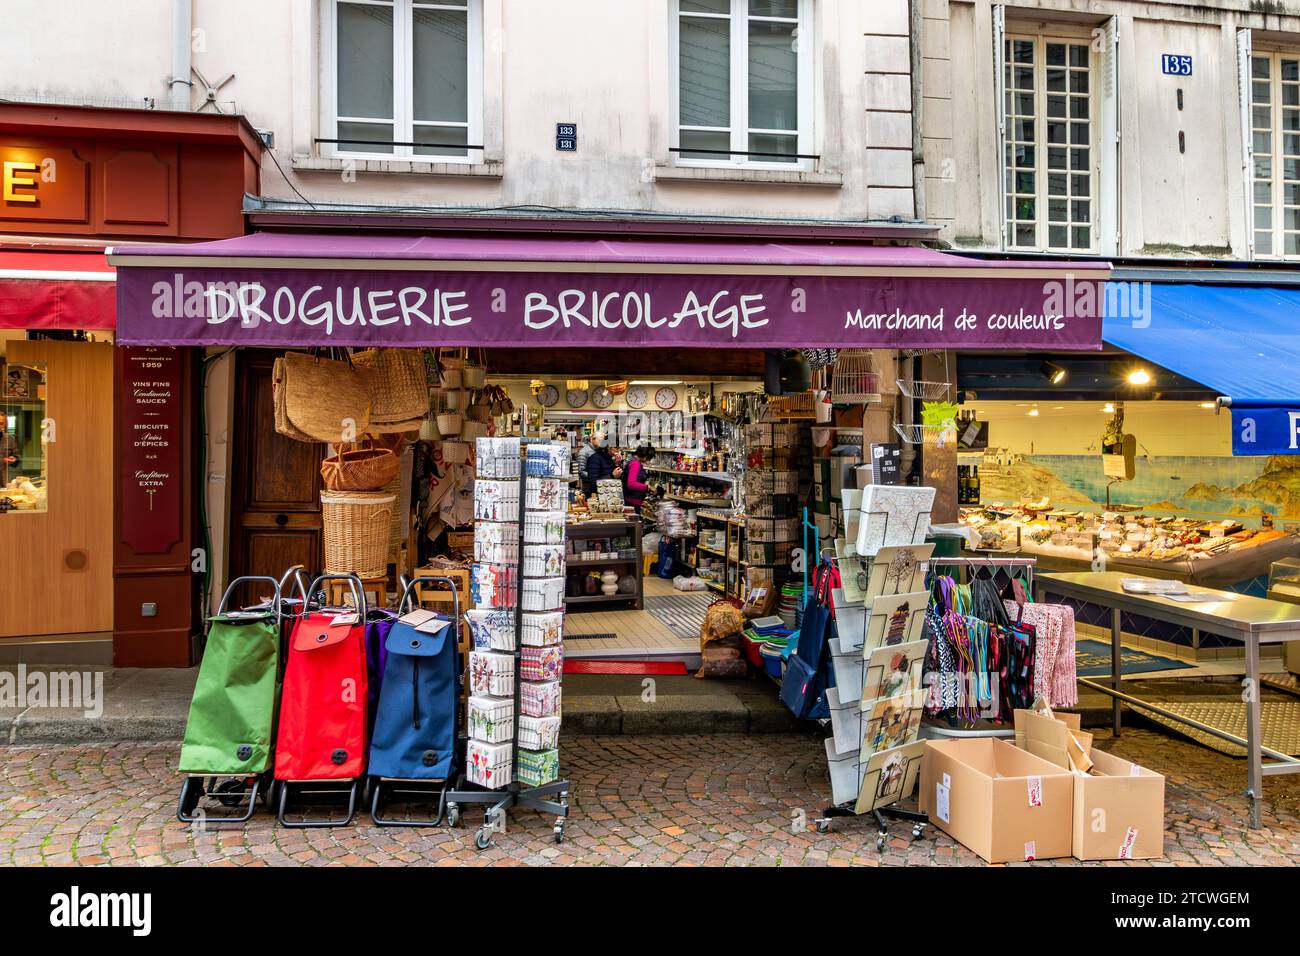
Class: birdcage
829,349,883,404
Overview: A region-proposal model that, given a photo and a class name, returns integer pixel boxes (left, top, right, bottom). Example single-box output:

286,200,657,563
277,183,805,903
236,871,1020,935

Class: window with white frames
322,0,481,161
1004,35,1094,251
674,0,812,167
1249,52,1300,257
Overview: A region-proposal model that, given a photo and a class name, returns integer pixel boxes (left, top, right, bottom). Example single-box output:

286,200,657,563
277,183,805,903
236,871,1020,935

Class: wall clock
566,387,589,408
626,385,649,409
591,385,614,409
537,384,560,408
654,386,678,410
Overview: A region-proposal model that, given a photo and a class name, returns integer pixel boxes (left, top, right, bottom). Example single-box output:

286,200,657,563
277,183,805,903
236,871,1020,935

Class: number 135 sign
1161,54,1192,76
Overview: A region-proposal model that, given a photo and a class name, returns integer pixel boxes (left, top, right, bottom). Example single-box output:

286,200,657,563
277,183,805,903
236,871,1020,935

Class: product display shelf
446,438,570,849
690,509,733,589
564,518,643,610
647,466,734,482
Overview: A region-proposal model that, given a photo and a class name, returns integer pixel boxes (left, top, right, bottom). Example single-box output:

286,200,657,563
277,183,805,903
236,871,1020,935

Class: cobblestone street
2,726,1299,867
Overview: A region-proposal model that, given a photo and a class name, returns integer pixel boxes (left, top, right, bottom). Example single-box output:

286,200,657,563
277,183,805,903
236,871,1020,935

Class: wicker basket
441,440,471,464
463,364,487,389
351,348,430,426
320,442,399,492
321,491,394,578
439,367,463,390
437,412,464,435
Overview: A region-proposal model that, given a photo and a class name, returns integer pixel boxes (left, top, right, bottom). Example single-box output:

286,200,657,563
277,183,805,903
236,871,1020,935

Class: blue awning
1102,283,1300,404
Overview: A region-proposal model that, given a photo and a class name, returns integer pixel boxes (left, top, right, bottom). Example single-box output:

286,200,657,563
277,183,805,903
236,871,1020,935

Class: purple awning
108,233,1109,350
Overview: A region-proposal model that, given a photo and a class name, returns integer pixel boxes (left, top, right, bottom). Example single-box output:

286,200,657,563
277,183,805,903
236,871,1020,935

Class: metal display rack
446,438,570,849
812,508,933,849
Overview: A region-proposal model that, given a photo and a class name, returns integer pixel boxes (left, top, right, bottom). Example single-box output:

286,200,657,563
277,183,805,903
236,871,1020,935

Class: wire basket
896,378,951,400
892,423,935,445
320,491,394,578
830,349,884,404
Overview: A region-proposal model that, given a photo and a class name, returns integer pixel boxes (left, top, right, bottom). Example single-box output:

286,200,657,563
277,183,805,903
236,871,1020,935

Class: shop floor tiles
1075,639,1192,677
1140,699,1300,758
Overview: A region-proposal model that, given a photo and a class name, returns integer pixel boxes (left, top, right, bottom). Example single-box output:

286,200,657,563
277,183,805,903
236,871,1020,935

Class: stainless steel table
1035,570,1300,828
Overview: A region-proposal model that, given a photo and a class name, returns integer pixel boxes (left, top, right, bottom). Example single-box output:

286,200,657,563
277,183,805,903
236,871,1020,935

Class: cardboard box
1015,707,1094,774
919,737,1074,863
1014,705,1165,860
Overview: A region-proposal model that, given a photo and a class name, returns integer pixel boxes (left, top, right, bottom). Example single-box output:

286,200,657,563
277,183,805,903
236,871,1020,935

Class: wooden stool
326,576,390,611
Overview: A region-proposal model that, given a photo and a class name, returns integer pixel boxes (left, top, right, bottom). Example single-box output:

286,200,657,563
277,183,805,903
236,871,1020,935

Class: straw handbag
282,351,371,443
320,440,400,492
351,348,429,433
273,357,315,443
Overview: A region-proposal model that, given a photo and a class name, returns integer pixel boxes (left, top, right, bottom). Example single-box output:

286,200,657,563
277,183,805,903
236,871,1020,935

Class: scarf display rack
444,437,570,850
922,555,1044,738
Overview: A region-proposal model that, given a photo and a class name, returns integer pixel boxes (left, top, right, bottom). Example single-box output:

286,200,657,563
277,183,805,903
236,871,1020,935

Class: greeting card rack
445,437,570,851
813,505,935,851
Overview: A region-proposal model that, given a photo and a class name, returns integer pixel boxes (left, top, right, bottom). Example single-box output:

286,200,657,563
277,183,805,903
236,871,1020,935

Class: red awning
0,249,116,331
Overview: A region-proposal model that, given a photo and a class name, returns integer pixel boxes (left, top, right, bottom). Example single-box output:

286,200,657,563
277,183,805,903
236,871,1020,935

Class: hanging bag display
282,350,372,443
351,348,430,432
273,356,315,443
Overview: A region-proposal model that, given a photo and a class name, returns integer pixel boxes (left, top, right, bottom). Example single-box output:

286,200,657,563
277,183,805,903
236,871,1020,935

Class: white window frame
1003,31,1098,253
668,0,815,171
1248,47,1300,260
320,0,483,164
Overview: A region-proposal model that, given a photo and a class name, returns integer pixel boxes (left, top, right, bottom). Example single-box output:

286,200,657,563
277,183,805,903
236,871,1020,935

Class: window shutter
993,4,1007,249
1238,28,1255,258
1098,16,1121,256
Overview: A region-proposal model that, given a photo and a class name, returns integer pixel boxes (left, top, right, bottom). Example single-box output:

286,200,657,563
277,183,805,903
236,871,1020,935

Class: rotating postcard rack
812,484,936,849
447,436,570,850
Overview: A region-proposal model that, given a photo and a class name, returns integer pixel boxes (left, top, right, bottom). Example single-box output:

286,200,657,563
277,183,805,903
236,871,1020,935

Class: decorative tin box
467,695,515,744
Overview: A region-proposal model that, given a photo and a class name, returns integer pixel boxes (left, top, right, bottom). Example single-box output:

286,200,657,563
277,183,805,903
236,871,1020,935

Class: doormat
563,632,618,641
1075,639,1192,677
644,591,715,640
564,660,688,676
1138,700,1300,758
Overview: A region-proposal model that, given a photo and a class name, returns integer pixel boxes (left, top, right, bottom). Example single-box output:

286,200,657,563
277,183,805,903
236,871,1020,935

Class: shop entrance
227,351,325,607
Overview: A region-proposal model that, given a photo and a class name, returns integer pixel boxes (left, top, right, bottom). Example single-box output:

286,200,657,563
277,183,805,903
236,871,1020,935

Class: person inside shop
0,421,19,486
577,430,602,493
584,432,622,495
623,444,655,511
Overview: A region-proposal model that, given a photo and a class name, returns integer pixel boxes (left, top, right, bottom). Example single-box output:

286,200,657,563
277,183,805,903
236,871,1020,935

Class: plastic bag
673,575,708,592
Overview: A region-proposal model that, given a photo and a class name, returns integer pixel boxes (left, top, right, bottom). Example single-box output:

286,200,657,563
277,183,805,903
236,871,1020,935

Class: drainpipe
169,0,192,111
909,0,925,223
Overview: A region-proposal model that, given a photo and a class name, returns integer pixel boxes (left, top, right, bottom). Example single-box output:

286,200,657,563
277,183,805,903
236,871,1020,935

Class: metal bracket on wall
191,66,234,113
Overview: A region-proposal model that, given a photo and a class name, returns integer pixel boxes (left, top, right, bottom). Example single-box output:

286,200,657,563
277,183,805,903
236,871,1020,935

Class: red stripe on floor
563,660,688,675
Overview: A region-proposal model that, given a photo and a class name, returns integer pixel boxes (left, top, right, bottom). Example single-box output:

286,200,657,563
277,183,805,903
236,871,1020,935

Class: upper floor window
321,0,481,162
673,0,812,168
1004,35,1094,251
1249,52,1300,257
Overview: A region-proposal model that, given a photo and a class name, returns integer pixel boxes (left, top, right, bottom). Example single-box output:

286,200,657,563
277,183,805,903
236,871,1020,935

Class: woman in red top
624,445,655,510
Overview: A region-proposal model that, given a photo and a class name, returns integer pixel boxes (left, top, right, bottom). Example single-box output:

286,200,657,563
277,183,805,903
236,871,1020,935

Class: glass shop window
0,361,48,514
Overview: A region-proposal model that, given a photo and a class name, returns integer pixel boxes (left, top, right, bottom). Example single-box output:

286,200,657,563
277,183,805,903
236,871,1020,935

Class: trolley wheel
815,818,831,834
474,827,492,850
876,833,887,852
554,817,566,844
446,803,460,828
911,824,926,840
214,779,248,808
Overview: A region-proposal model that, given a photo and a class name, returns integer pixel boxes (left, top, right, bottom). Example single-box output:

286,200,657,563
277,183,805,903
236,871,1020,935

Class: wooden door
229,351,323,607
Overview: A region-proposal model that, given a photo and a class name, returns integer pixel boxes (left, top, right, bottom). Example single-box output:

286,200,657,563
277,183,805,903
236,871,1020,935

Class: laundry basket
321,491,395,578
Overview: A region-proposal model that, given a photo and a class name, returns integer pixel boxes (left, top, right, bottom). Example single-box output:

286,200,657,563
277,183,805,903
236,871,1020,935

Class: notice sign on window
119,347,184,554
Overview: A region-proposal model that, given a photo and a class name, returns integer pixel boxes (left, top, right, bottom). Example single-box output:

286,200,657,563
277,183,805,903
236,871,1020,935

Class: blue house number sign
556,123,577,151
1161,54,1193,76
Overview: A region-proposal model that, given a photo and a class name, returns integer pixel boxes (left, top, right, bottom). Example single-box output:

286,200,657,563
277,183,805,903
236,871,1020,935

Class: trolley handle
216,575,284,627
399,575,460,623
278,564,312,615
308,572,367,617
